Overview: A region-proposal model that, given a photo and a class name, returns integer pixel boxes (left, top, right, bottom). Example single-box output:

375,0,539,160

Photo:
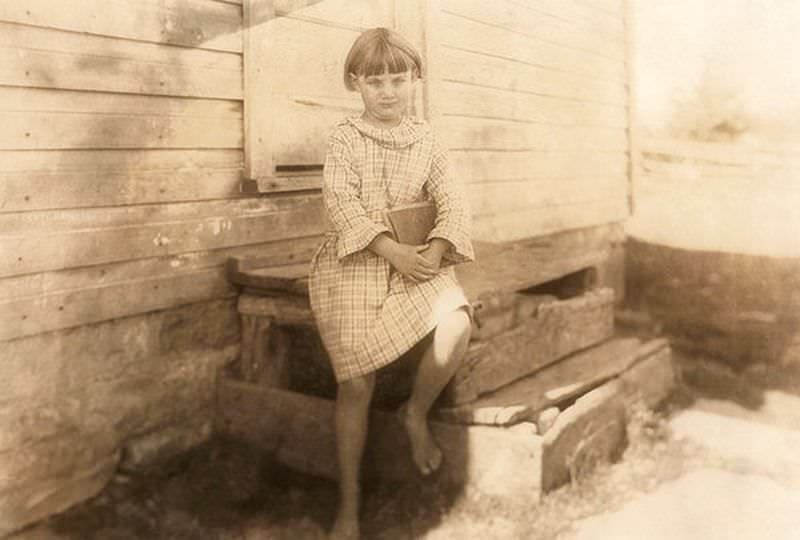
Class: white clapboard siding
513,0,625,38
0,235,321,341
440,81,627,129
436,0,630,240
1,88,242,150
439,47,627,107
0,150,244,212
473,197,628,243
466,175,627,217
442,0,625,62
441,117,628,152
451,149,627,184
244,0,394,180
0,23,242,99
0,196,326,278
439,11,626,84
0,0,242,53
272,0,393,30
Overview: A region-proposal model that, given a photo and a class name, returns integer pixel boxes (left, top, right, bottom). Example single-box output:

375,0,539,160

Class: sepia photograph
1,0,799,538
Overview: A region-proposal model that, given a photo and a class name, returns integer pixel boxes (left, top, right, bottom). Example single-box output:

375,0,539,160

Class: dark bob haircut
343,27,423,91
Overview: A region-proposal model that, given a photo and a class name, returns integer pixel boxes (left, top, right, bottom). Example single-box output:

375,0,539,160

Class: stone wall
0,300,239,535
625,238,800,369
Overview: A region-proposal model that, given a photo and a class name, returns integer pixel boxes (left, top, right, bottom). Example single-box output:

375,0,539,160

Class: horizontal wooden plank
273,0,393,30
641,137,800,165
438,338,668,425
0,0,242,53
441,116,628,152
0,196,326,277
441,0,625,62
440,47,627,106
441,81,627,129
0,149,244,212
241,175,323,193
439,11,626,84
0,88,241,150
466,175,627,217
472,199,628,242
505,0,625,37
0,235,320,302
0,22,242,99
0,236,321,340
451,149,627,184
1,268,233,341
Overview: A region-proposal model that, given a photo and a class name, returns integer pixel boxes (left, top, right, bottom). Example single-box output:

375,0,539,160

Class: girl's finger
415,255,435,269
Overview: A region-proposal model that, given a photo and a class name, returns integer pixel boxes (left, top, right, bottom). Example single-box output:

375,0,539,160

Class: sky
632,0,800,137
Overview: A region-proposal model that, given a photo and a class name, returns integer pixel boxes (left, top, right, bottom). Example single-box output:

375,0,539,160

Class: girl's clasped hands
387,241,445,282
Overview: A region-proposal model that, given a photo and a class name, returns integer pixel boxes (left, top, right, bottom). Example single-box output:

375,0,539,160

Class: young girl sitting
308,27,475,539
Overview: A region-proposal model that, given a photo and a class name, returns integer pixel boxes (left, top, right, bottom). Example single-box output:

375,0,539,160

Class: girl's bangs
359,42,415,77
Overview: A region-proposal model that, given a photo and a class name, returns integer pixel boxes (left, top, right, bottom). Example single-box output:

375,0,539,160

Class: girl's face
350,68,415,128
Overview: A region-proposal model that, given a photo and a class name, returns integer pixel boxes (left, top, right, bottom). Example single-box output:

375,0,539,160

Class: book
383,201,437,245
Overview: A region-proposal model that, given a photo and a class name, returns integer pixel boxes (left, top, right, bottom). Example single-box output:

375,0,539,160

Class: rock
541,381,627,492
120,419,212,473
536,407,560,435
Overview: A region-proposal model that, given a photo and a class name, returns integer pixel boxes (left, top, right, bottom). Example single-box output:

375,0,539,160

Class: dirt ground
10,351,754,540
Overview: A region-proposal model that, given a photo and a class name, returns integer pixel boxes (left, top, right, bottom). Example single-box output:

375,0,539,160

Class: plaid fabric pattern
309,115,475,382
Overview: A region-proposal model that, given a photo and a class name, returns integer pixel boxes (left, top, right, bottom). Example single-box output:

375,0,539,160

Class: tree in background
668,62,752,142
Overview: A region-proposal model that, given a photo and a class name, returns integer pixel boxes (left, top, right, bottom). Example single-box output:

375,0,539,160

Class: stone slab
541,381,627,492
215,378,543,498
445,288,616,405
617,343,675,409
438,338,670,426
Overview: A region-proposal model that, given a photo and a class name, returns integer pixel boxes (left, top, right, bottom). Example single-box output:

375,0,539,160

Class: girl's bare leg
331,372,376,540
401,308,471,475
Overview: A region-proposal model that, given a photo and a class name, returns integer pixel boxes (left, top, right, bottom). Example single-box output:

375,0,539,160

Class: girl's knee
442,307,471,341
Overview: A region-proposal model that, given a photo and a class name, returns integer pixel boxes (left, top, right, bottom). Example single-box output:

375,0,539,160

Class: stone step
214,347,675,498
437,337,670,426
445,288,616,405
215,379,544,499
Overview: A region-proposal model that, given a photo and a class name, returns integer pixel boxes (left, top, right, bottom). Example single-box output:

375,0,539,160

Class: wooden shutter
242,0,432,193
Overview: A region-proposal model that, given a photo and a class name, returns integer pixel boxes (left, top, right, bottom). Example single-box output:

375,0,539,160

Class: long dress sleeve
323,135,391,260
425,140,475,265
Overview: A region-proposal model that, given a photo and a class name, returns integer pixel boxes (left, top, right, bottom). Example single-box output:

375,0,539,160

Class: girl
308,27,474,539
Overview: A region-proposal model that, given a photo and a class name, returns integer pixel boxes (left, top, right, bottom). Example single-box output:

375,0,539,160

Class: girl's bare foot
399,405,442,475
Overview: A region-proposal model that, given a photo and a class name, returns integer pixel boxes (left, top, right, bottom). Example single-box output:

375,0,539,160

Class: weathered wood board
437,338,670,425
445,288,616,405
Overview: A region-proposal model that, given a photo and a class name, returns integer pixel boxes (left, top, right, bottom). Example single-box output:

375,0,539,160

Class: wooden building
0,0,632,533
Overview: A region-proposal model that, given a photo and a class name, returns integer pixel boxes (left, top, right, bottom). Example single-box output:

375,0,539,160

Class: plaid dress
309,115,475,382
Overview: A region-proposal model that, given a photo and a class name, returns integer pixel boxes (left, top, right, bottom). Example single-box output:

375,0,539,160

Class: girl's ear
348,72,359,87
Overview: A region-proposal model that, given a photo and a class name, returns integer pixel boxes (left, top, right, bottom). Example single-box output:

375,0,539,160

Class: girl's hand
389,243,438,282
419,245,444,272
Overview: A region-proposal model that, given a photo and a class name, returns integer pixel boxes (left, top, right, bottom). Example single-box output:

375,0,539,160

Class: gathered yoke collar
346,115,426,149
